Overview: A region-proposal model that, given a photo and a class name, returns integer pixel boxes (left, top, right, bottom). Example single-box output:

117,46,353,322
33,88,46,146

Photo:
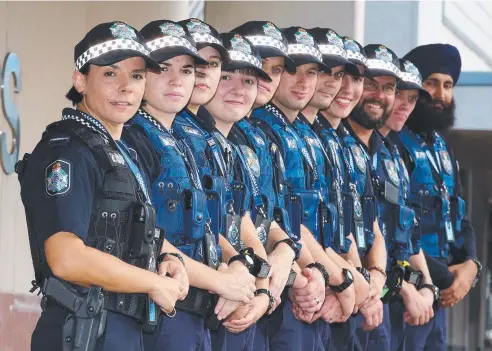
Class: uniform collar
297,113,311,126
196,106,217,132
315,112,335,131
342,119,382,156
264,102,290,126
61,107,111,143
136,108,169,134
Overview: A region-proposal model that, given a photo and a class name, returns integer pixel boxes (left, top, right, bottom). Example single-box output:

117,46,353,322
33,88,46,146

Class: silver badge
159,22,186,38
351,145,366,172
384,159,400,186
240,145,261,179
439,150,452,175
228,219,240,247
257,223,267,245
110,22,137,40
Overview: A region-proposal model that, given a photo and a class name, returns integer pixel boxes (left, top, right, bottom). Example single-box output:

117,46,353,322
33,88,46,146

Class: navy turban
403,43,461,86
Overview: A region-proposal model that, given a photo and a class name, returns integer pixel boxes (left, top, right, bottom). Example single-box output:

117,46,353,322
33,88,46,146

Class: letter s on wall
0,53,22,175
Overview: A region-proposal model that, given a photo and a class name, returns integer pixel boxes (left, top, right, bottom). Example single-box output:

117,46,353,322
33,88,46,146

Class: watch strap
306,262,329,287
228,254,252,272
329,268,354,293
356,267,371,284
254,288,274,313
420,284,440,302
157,252,185,268
272,238,300,261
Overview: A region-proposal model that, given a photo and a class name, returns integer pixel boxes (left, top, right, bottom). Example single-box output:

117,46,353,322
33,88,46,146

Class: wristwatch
241,248,271,279
306,262,330,287
467,257,482,288
255,289,275,314
356,267,371,284
272,238,300,261
228,249,255,272
420,284,440,303
329,268,354,293
157,252,185,268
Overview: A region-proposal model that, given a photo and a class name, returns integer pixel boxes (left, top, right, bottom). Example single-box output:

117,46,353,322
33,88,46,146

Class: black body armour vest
18,120,157,322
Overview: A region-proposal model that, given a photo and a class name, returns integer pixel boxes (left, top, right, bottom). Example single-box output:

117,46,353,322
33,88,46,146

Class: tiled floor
0,292,41,351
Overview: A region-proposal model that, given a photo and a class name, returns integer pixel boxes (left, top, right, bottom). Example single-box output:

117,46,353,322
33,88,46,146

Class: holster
42,277,105,351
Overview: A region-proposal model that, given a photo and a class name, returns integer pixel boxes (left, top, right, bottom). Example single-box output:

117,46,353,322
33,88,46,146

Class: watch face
345,268,354,282
245,255,254,266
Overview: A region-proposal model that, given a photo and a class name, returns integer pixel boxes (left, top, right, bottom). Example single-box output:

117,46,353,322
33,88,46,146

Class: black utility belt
175,287,214,318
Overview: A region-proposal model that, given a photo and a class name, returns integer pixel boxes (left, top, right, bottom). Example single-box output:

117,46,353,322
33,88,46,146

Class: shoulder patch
350,144,366,172
240,145,261,179
45,160,71,196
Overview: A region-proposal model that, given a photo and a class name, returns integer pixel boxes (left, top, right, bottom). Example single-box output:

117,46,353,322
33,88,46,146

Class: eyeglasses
363,80,396,95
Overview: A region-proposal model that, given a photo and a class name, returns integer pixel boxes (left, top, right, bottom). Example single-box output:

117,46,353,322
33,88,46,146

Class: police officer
122,20,257,351
17,21,186,351
177,18,230,117
311,35,371,351
172,32,273,351
229,20,303,351
377,58,438,350
197,32,278,350
337,43,405,349
348,44,438,350
398,44,481,351
300,28,373,350
252,26,357,350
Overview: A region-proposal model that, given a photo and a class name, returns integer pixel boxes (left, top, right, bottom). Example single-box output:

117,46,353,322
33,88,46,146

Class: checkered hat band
399,71,422,86
146,36,197,54
76,38,150,70
346,51,367,65
288,44,323,62
318,45,346,58
228,50,262,69
191,32,222,46
366,59,400,76
245,35,288,54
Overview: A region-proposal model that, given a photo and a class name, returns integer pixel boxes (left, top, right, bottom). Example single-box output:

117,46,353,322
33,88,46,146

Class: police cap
398,59,432,100
308,28,359,75
74,21,159,71
220,32,272,82
231,21,296,73
178,18,229,61
364,44,401,79
281,27,331,72
140,20,207,65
